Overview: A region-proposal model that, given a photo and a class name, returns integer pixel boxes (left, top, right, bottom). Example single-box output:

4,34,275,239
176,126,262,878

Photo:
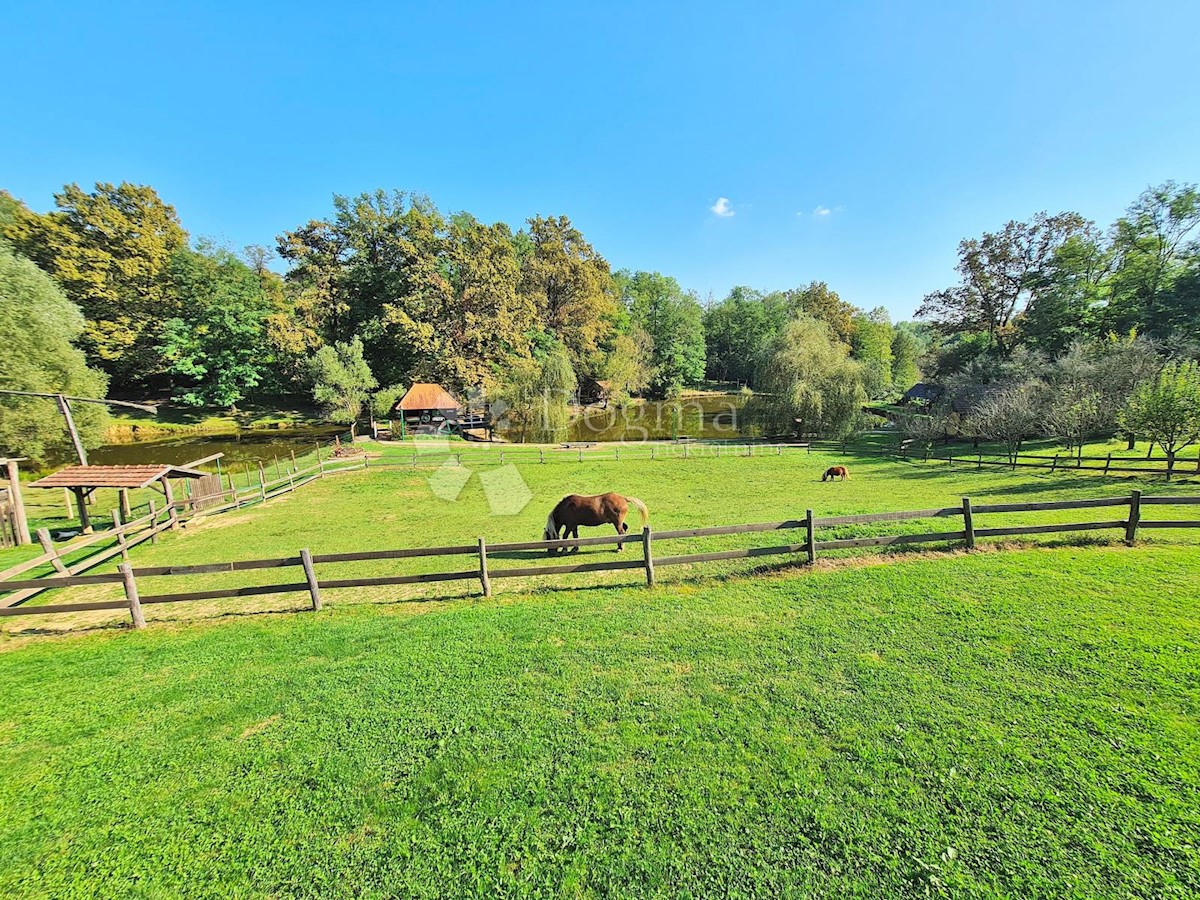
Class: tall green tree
159,244,274,410
850,307,895,398
0,245,109,462
617,270,706,397
918,212,1090,352
3,182,188,389
890,323,925,391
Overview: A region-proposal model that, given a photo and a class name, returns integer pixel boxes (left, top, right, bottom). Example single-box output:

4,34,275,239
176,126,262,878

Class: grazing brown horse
543,493,649,554
822,465,850,482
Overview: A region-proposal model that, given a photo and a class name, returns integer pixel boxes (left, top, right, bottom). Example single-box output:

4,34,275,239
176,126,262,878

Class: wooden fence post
805,509,816,565
614,448,619,462
1104,453,1112,475
148,499,159,543
1125,490,1141,545
651,446,656,460
111,509,130,561
976,453,982,469
683,443,689,459
642,526,655,587
578,449,583,462
962,497,975,550
290,450,297,473
1050,455,1059,473
118,488,132,524
300,548,322,610
540,448,545,464
258,462,267,501
36,528,69,574
4,458,30,545
478,537,492,597
119,563,146,630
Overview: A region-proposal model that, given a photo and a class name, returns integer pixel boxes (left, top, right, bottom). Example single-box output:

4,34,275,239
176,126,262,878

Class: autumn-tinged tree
783,281,857,344
3,182,187,389
0,245,109,462
519,215,618,373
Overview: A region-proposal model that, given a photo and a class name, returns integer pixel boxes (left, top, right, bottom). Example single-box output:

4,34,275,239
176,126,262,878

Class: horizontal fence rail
3,490,1199,631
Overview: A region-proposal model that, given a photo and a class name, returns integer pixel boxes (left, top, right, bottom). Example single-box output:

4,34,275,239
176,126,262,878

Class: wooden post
962,497,975,550
63,488,72,519
290,449,297,473
614,448,619,462
148,499,159,544
300,548,322,610
161,477,179,531
36,528,69,574
56,394,89,466
579,449,583,462
275,456,282,480
651,446,656,460
1125,490,1141,545
73,488,92,533
641,526,655,587
976,453,982,469
258,462,267,501
683,443,689,459
777,444,782,455
500,450,505,465
111,509,130,560
805,509,816,565
119,563,146,630
1050,455,1059,473
4,459,30,545
477,537,492,597
1104,453,1112,475
540,448,545,464
118,488,132,524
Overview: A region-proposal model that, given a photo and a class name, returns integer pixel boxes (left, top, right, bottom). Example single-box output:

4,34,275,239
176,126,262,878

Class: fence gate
191,474,226,512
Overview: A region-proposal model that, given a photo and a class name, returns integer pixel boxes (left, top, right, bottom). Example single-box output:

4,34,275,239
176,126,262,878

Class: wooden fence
3,490,1197,631
878,442,1200,477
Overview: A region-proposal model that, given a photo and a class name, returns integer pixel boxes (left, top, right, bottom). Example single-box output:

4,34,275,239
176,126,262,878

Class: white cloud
710,197,734,217
813,205,832,217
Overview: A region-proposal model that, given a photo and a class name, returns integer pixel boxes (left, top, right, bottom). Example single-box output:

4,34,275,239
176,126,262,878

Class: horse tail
625,496,649,526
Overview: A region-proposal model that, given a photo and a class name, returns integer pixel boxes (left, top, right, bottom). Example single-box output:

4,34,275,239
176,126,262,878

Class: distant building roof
902,383,944,403
30,464,206,490
396,383,461,412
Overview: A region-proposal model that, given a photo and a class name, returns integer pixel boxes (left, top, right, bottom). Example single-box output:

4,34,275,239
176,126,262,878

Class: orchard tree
1119,360,1200,478
0,246,109,462
973,382,1045,467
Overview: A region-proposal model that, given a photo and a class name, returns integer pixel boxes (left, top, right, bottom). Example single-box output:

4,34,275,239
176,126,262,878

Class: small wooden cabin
391,383,462,433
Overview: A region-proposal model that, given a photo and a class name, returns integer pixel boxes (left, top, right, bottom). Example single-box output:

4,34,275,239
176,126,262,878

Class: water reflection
562,394,749,442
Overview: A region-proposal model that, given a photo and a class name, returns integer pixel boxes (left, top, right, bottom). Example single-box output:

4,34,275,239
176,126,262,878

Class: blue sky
4,1,1198,320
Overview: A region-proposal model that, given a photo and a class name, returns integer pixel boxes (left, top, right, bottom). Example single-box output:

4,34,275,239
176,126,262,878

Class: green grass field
1,447,1198,897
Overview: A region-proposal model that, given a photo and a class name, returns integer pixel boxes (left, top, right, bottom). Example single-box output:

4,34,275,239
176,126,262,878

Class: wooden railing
3,490,1198,631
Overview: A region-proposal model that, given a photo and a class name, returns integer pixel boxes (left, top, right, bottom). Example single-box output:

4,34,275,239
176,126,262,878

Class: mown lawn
0,545,1197,898
1,448,1198,897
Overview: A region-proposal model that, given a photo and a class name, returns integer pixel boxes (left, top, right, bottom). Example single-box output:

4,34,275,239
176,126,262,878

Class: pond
85,426,348,469
563,394,750,442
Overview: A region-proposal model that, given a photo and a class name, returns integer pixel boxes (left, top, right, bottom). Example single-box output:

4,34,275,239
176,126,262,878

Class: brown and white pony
543,493,649,554
822,465,850,481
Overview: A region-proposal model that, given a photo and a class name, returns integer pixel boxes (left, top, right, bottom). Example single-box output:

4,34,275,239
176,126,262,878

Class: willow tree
0,246,109,462
750,316,867,439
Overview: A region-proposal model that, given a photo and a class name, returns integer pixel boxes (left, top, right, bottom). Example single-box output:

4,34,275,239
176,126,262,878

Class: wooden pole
290,450,297,473
4,458,30,545
300,548,322,610
642,526,655,587
258,462,267,501
805,509,816,565
56,394,89,466
274,456,282,480
111,509,130,561
962,497,975,550
1104,453,1112,475
63,488,72,519
73,488,92,533
36,528,69,574
478,537,492,597
1125,490,1141,545
161,477,178,530
148,499,159,544
118,488,132,524
540,448,545,464
119,563,146,629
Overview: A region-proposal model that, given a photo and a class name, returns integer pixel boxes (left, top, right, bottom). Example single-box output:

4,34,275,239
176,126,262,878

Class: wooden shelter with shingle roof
391,383,462,434
30,464,205,533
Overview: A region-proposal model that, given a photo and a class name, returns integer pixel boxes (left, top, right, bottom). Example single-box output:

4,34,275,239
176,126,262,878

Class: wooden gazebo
29,464,205,533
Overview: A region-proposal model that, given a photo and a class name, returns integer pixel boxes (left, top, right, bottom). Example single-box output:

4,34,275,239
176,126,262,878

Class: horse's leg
614,516,626,552
570,525,581,553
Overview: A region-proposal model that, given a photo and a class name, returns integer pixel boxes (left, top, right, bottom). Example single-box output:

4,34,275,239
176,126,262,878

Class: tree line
1,179,1197,461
